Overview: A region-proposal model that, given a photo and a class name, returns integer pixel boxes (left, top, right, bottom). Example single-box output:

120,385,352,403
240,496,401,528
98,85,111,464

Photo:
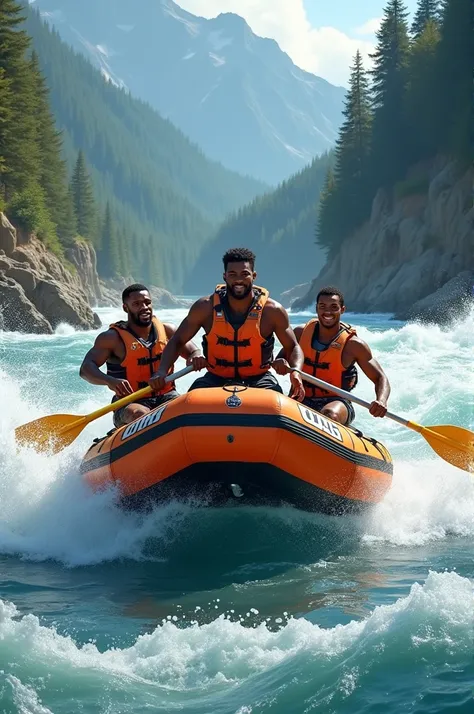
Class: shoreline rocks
290,157,474,324
0,213,101,334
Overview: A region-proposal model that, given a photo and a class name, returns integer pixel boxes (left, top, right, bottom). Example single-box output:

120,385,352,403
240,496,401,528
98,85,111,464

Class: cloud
354,17,382,36
175,0,376,87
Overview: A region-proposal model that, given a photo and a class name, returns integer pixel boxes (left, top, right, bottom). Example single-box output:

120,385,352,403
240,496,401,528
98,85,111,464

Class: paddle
15,365,194,455
290,368,474,473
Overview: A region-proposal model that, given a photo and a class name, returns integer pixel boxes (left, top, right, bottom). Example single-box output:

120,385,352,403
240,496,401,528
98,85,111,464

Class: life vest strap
136,354,162,367
216,335,251,348
304,357,330,369
215,357,253,369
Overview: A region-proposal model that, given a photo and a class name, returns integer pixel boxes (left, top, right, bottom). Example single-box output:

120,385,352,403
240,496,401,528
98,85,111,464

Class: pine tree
0,67,11,196
98,202,120,277
70,150,97,241
433,0,473,160
0,0,41,201
29,50,70,244
405,19,441,162
411,0,441,37
369,0,411,188
334,50,373,237
316,166,341,255
57,188,77,246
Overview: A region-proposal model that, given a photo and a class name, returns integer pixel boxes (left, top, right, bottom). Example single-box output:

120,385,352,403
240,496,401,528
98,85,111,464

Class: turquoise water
0,305,473,713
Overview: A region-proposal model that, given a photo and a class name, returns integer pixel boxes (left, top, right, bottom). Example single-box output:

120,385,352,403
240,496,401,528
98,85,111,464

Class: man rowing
79,283,200,427
149,248,305,400
273,286,391,425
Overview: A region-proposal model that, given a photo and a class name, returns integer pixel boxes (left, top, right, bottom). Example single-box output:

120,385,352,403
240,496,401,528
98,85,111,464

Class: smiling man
273,286,391,425
150,248,305,399
79,283,200,427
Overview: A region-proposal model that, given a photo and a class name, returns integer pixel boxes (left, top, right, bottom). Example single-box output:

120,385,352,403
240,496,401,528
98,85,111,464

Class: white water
0,306,473,565
1,307,474,712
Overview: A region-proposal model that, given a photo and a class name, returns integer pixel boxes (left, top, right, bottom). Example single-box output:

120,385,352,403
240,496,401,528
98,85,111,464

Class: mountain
31,0,346,185
24,4,267,291
187,152,333,298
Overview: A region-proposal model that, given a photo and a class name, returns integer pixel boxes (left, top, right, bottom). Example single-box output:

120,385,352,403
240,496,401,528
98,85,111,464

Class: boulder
0,214,102,333
0,273,53,334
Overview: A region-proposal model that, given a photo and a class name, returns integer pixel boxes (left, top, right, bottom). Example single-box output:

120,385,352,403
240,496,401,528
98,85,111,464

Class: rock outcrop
98,277,191,309
291,157,474,322
0,213,101,333
280,282,311,309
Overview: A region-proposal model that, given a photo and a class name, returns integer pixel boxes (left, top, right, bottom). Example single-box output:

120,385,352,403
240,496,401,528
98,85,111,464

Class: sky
175,0,419,87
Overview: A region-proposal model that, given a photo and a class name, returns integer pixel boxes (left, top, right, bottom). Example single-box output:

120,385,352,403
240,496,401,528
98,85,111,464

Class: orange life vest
107,316,174,395
203,284,274,380
299,318,358,398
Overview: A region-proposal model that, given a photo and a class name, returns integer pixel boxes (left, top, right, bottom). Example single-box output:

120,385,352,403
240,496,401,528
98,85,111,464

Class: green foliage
314,0,471,256
433,0,473,160
71,150,97,243
317,51,373,254
0,0,73,256
405,19,441,163
411,0,441,37
97,202,121,278
370,0,411,188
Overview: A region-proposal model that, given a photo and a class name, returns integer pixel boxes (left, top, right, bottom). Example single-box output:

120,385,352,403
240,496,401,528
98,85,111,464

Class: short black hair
223,247,256,271
316,286,345,308
122,283,149,302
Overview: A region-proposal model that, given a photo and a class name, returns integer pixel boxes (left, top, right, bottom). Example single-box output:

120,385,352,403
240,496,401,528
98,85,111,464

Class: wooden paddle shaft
291,368,409,427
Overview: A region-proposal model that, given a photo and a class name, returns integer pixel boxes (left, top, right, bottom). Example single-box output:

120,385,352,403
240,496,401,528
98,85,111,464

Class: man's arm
274,325,304,361
150,299,209,390
163,323,201,362
271,305,305,401
79,331,134,397
348,338,391,417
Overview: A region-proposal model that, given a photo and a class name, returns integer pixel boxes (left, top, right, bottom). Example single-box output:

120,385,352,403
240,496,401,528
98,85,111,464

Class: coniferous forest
316,0,473,256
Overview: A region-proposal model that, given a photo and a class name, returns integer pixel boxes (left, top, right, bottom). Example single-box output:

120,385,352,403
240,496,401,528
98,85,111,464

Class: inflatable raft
80,386,393,515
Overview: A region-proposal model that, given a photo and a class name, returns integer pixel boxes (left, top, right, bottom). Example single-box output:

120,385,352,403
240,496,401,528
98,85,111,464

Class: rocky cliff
0,213,101,334
291,157,474,323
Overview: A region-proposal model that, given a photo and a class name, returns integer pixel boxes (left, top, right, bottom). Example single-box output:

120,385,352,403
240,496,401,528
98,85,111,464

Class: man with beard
149,248,305,399
273,286,391,425
79,283,201,427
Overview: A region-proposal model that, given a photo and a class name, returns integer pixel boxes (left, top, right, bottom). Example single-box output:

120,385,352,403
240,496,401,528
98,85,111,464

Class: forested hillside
16,4,266,291
187,152,333,296
316,0,472,257
0,0,76,256
291,0,473,318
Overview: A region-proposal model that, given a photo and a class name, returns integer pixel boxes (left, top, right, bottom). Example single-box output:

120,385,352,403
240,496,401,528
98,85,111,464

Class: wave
1,570,473,713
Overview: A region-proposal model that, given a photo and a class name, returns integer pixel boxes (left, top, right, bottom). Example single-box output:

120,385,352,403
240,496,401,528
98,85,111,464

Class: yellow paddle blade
15,414,87,455
417,424,474,472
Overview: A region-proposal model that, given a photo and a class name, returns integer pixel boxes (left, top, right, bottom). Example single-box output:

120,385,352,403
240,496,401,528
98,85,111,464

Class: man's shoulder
193,295,213,310
264,297,285,313
344,333,370,357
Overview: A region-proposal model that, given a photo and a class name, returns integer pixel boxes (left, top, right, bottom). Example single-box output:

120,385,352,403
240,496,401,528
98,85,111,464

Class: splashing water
0,306,473,712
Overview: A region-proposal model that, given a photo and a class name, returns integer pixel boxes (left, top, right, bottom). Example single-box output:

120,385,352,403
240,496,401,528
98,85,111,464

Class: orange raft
80,386,393,515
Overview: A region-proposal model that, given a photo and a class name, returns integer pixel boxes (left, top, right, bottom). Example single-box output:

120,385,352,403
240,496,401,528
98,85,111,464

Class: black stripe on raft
80,413,393,476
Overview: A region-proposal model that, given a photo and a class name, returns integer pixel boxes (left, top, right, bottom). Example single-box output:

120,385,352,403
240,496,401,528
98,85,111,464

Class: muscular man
274,286,391,425
149,248,305,400
79,283,200,427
